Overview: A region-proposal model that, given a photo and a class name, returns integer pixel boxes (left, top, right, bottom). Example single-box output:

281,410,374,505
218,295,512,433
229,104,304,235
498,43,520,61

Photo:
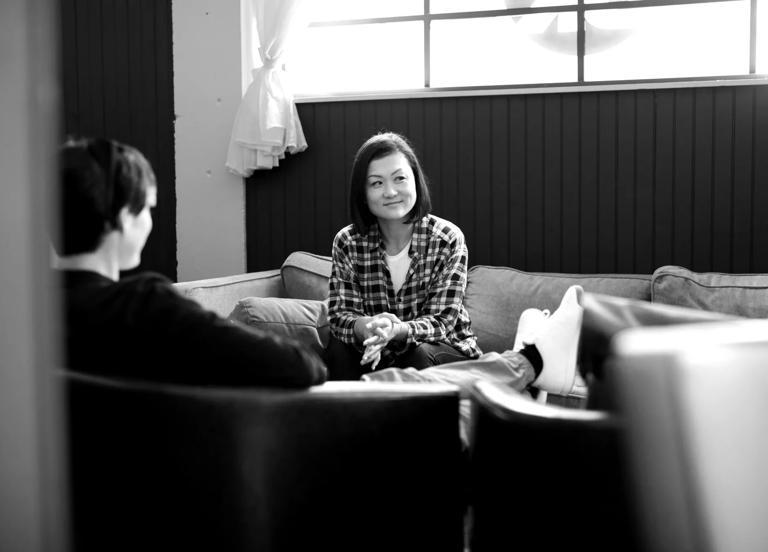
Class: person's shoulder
333,223,358,243
118,272,213,319
425,215,465,245
334,223,369,250
120,271,173,286
117,271,177,298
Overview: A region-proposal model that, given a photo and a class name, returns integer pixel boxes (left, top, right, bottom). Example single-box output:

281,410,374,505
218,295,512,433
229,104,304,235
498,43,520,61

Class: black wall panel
246,85,768,276
60,0,176,280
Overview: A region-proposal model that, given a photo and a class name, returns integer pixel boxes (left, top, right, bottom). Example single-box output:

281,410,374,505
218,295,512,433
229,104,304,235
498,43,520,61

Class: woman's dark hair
349,132,432,233
56,137,156,255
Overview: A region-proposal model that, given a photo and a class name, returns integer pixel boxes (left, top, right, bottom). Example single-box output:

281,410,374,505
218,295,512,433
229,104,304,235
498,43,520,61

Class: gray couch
175,251,768,402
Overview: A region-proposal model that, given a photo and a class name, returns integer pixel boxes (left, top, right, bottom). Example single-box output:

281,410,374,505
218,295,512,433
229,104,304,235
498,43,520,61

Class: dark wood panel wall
60,0,176,280
246,85,768,275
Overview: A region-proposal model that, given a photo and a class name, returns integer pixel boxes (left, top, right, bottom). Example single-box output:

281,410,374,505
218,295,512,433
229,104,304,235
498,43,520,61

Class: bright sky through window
286,0,765,96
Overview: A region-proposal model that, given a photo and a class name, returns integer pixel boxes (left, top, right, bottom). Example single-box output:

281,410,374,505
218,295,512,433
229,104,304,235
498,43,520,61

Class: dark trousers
323,335,470,381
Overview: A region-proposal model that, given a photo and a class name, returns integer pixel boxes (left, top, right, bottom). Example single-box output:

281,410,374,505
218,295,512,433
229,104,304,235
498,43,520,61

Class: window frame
293,0,767,102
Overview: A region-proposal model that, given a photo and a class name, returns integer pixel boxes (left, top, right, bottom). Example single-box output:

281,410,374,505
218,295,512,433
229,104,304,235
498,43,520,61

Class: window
287,0,765,96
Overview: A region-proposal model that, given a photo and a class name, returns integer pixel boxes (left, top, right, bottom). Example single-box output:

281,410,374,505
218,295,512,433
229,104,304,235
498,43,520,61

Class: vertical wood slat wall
246,85,768,275
60,0,176,280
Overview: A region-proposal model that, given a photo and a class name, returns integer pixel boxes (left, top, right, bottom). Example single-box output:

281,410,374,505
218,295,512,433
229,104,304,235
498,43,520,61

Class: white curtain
226,0,310,176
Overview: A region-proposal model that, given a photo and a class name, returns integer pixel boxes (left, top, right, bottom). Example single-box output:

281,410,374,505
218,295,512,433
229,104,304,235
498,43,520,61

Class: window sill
295,75,768,104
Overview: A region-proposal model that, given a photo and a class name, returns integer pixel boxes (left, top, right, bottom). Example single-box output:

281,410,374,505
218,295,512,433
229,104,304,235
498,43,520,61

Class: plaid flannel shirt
328,215,481,359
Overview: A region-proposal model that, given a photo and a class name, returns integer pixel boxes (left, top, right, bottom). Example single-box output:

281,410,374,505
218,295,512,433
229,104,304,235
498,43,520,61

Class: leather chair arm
468,380,638,552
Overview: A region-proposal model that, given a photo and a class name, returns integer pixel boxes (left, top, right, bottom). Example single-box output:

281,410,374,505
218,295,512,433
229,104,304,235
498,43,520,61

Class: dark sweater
59,270,327,387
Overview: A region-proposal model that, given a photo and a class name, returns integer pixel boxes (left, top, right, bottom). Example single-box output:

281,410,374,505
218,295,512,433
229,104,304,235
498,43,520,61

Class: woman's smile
366,152,417,222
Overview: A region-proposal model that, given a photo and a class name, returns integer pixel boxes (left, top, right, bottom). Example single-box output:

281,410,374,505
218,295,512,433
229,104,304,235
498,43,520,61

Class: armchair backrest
64,371,465,552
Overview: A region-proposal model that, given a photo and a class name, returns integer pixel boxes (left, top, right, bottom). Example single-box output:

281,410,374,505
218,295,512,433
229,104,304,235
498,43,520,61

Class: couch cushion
651,265,768,318
281,251,332,301
228,297,329,355
464,266,651,354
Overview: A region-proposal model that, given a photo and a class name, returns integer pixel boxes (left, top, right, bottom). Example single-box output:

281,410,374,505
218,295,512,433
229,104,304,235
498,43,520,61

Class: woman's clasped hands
360,313,404,371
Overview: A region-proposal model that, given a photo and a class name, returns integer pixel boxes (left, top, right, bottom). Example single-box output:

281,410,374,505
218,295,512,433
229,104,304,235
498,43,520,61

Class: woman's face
365,151,417,224
118,184,156,270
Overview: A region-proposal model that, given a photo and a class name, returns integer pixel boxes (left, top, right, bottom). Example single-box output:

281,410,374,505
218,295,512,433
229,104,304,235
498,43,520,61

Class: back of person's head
56,137,156,256
349,131,432,233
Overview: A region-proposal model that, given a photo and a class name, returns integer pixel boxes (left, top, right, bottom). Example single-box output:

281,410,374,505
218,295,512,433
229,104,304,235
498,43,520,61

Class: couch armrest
64,372,465,552
174,269,286,317
280,251,332,300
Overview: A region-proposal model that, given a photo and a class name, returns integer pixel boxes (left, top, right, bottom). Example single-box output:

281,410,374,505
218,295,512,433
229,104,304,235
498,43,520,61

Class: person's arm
401,232,470,345
144,277,327,387
328,232,373,348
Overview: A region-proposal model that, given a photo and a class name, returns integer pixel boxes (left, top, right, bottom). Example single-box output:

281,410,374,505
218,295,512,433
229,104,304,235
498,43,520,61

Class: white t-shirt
385,241,412,295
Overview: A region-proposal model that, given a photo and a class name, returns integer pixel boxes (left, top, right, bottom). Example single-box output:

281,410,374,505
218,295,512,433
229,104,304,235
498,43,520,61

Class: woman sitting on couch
325,131,584,396
325,132,482,380
54,137,326,387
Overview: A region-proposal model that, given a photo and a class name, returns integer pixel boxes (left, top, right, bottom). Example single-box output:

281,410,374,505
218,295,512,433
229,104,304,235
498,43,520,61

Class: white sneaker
531,285,584,395
512,308,550,352
570,372,589,398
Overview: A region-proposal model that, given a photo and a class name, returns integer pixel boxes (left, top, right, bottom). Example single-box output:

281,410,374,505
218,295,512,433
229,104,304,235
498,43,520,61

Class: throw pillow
651,265,768,318
229,297,329,355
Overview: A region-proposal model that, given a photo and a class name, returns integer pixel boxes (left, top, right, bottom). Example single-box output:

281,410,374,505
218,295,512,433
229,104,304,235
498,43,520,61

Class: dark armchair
63,371,465,552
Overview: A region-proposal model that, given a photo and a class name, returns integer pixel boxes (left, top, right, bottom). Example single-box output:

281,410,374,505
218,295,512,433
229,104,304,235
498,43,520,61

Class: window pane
289,23,424,94
758,0,768,73
431,0,575,13
431,14,577,86
309,0,423,22
585,2,750,81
